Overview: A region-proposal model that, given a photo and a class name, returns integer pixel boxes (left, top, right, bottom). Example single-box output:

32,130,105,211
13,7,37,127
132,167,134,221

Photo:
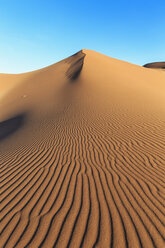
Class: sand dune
0,50,165,248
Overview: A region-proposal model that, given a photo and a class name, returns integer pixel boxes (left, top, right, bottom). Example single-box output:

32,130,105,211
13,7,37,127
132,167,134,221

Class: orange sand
0,50,165,248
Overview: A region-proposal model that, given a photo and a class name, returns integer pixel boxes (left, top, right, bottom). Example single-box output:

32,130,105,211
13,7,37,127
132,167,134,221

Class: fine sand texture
0,50,165,248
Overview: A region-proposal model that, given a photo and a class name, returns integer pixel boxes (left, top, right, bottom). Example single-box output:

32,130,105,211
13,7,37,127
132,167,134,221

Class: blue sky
0,0,164,73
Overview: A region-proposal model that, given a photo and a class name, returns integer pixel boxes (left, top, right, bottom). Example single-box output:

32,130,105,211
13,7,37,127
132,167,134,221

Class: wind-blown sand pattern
0,50,165,248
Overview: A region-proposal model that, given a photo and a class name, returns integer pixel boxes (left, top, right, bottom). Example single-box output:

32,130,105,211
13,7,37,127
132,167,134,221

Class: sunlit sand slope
0,50,165,248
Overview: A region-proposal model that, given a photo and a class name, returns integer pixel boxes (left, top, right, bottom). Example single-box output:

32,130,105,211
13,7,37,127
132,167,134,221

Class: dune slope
0,50,165,248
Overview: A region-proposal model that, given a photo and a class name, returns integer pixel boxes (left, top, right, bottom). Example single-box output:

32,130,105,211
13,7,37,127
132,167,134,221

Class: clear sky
0,0,164,73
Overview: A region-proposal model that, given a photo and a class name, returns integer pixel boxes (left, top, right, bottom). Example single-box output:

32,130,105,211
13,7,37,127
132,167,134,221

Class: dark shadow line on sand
0,113,26,141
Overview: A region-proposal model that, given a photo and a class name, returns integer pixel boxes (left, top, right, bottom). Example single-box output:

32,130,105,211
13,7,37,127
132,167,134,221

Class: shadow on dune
143,62,165,69
0,114,26,141
66,50,86,81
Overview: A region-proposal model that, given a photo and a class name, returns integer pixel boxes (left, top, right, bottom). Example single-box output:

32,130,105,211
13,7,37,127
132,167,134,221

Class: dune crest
0,50,165,248
66,50,86,80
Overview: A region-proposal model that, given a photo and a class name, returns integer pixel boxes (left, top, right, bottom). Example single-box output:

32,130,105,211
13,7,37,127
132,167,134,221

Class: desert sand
0,50,165,248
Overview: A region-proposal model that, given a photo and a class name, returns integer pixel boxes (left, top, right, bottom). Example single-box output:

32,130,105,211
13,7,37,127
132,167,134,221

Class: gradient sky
0,0,164,73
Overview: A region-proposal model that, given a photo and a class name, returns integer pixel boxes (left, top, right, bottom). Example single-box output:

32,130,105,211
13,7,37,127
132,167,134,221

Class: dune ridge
66,50,86,80
0,50,165,248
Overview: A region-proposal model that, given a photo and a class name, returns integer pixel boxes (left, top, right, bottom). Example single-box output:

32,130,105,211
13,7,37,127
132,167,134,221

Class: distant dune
143,62,165,69
0,50,165,248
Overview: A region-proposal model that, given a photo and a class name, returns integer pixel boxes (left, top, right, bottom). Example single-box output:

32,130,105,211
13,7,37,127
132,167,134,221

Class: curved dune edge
65,50,86,80
0,50,165,248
